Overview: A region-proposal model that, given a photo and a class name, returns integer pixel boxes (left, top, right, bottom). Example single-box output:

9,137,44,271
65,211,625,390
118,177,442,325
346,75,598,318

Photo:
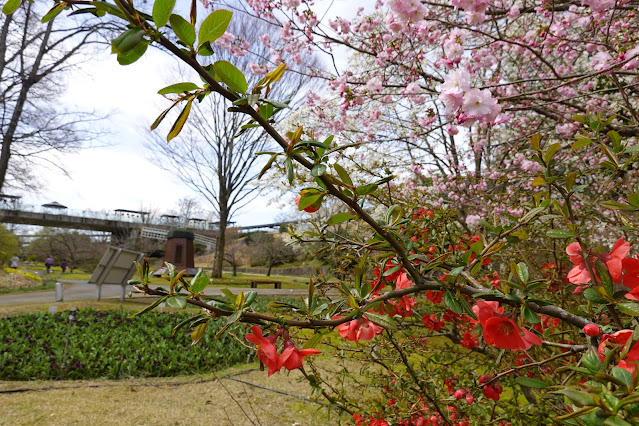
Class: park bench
250,279,282,289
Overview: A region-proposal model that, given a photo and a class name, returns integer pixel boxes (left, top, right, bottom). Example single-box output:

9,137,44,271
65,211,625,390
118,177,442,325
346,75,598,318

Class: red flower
566,238,630,285
426,290,443,304
600,238,630,283
472,301,541,351
245,326,282,376
386,272,416,317
336,316,384,342
598,329,634,361
280,331,321,371
623,257,639,300
295,195,320,213
423,314,445,331
566,242,591,284
483,382,503,401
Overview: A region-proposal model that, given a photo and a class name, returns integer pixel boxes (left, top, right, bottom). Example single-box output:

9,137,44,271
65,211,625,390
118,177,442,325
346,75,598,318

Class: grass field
0,365,343,425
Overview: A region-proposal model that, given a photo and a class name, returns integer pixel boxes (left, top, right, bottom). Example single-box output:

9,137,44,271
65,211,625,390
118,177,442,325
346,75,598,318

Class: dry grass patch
0,366,345,426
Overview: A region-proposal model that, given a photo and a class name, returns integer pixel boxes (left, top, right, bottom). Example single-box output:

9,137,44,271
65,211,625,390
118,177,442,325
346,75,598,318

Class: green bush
0,309,257,380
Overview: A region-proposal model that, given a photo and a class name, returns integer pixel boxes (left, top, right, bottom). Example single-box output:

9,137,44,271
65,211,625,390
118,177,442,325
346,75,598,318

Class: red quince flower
472,300,541,351
600,238,630,283
335,316,384,342
566,242,592,284
245,326,282,376
472,300,502,323
426,290,443,304
598,329,634,361
385,272,416,317
280,330,321,371
566,238,631,285
295,194,320,213
422,314,445,331
623,257,639,300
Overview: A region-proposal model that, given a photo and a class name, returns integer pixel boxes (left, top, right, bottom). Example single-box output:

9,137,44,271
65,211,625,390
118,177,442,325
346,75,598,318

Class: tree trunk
266,262,273,277
232,263,237,276
0,13,53,191
211,200,228,279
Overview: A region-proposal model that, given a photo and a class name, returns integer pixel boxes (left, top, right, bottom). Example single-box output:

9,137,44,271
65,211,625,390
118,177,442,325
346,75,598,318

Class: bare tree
27,228,107,271
223,227,246,276
0,3,110,192
247,232,296,277
147,15,320,278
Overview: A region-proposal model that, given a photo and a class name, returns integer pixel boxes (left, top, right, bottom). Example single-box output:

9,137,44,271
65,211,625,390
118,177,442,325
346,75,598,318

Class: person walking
45,256,54,274
61,260,68,273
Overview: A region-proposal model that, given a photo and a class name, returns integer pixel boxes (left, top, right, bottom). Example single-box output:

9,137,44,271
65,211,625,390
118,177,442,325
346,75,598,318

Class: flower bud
583,324,600,337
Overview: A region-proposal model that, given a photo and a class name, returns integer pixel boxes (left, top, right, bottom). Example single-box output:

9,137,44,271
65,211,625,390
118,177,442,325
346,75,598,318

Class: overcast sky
15,0,359,227
20,38,290,226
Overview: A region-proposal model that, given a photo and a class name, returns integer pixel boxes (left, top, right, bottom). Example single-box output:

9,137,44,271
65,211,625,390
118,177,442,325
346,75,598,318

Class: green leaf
191,322,208,345
611,367,633,388
546,229,573,238
543,142,561,163
41,3,65,23
531,134,541,150
167,296,187,309
515,376,550,389
602,200,635,211
595,263,613,297
355,184,377,196
213,60,247,93
2,0,20,15
169,14,196,46
531,176,546,187
365,312,397,330
263,98,290,109
150,101,179,130
469,240,483,256
197,42,214,56
153,0,175,28
190,269,209,294
158,82,200,95
286,157,294,184
171,314,203,336
444,291,463,315
334,164,353,186
298,192,323,210
117,39,149,65
327,212,355,225
93,2,126,19
112,29,145,54
303,333,323,349
520,206,545,223
582,352,603,374
198,9,232,48
516,262,529,283
572,138,593,150
522,306,540,324
603,417,633,426
311,163,327,177
584,288,608,304
167,99,193,142
244,291,257,307
129,295,168,318
607,130,622,146
258,154,277,180
560,387,596,407
617,302,639,316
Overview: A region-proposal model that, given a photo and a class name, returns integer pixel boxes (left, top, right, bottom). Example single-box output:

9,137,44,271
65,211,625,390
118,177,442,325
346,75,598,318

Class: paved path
0,280,309,305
